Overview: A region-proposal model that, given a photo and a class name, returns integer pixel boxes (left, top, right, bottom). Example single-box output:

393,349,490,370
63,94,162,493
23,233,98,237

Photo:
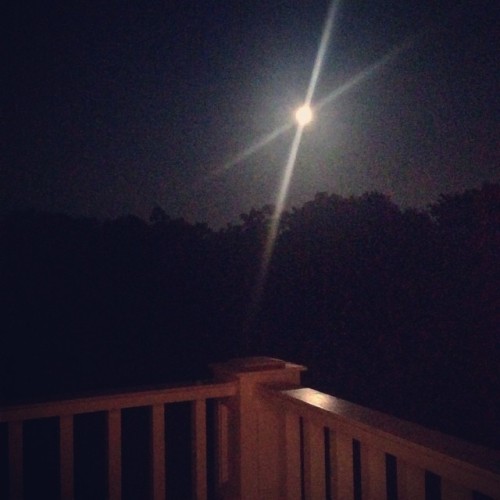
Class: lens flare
207,6,425,344
211,19,421,181
259,0,340,270
242,1,340,342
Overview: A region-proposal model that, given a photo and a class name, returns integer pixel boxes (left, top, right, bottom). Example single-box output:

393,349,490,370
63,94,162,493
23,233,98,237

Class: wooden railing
0,380,236,500
258,386,500,500
1,357,499,499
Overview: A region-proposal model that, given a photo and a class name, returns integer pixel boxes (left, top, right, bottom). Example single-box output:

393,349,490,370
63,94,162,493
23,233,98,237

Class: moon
295,105,313,126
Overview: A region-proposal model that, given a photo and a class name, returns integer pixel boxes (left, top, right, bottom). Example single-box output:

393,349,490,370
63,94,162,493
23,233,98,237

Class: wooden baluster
107,409,122,500
9,421,23,500
59,415,74,500
441,479,473,500
303,419,326,499
329,431,354,499
360,443,386,500
214,400,229,493
283,412,302,500
150,404,166,500
192,399,207,500
397,461,425,500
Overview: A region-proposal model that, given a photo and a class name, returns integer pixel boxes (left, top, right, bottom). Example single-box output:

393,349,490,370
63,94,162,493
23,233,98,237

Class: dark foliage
1,184,498,448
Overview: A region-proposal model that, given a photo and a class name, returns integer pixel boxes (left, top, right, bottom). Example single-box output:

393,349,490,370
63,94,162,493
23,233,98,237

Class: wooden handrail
0,381,237,422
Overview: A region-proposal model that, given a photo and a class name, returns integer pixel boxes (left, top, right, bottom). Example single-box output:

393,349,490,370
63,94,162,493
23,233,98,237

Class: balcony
1,357,499,499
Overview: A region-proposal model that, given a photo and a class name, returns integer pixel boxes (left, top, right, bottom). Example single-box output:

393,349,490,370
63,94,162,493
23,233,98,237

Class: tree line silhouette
1,183,498,448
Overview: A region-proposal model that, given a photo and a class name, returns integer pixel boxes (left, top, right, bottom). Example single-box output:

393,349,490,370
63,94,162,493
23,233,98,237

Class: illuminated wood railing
1,358,499,499
213,358,500,500
0,380,237,500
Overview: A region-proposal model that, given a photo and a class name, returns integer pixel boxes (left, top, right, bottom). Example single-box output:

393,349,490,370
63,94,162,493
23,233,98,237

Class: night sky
3,0,498,227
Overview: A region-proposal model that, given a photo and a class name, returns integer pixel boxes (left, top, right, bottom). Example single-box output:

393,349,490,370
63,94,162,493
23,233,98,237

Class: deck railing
1,357,499,499
0,380,237,500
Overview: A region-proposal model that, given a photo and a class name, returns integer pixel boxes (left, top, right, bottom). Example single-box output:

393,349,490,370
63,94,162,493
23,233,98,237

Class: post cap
224,357,287,371
211,357,306,375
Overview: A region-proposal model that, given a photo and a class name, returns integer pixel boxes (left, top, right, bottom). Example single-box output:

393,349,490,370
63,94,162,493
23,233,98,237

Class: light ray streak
305,0,340,106
210,123,292,178
316,33,420,112
256,125,305,293
242,125,305,346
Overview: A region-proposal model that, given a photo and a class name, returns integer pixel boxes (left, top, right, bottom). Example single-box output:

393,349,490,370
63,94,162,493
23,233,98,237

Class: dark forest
1,183,498,449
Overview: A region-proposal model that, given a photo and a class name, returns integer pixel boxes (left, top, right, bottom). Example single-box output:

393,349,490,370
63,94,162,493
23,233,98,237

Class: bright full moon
295,105,313,126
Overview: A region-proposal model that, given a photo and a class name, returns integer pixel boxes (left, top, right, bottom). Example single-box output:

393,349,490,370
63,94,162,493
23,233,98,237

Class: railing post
212,357,305,500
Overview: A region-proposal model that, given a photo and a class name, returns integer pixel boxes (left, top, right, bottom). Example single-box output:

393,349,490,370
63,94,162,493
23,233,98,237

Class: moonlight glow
295,105,313,126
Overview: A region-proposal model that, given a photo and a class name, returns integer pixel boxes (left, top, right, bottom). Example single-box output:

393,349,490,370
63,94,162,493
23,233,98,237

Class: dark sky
2,0,498,227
